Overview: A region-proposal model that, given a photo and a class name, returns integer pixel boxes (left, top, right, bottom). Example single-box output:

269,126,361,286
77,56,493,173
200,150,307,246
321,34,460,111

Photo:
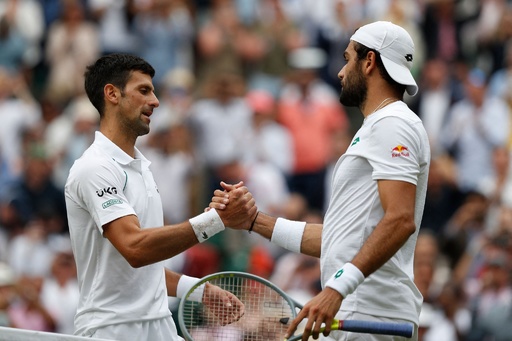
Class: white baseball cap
350,21,418,96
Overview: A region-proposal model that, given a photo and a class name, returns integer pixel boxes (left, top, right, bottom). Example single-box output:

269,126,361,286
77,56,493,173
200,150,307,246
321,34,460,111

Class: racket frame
177,271,299,341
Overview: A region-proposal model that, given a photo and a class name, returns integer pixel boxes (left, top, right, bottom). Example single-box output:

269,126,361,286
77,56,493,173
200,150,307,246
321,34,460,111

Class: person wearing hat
212,21,430,340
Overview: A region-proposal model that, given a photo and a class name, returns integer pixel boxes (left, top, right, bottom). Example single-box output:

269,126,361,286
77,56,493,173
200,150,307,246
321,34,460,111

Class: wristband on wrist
189,209,225,243
325,263,365,298
176,275,204,302
270,218,306,253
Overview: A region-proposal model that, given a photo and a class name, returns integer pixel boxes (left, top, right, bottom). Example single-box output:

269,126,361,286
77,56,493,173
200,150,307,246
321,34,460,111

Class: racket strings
182,276,293,341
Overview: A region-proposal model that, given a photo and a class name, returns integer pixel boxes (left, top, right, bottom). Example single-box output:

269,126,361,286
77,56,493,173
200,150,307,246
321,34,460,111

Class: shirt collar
94,131,151,167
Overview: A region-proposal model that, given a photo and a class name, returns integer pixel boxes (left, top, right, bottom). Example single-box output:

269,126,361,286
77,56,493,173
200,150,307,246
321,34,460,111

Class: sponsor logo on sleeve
96,187,117,197
102,199,123,209
391,145,410,158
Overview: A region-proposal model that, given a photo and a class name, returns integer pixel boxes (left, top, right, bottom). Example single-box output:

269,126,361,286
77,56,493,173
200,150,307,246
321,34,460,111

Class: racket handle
334,319,413,337
285,320,413,341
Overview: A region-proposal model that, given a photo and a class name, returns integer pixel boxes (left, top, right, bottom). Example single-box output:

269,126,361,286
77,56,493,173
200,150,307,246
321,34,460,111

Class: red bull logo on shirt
391,145,410,158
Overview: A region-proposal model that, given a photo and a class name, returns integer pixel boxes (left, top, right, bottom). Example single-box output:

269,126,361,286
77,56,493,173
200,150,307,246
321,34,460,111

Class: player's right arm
103,184,256,268
70,161,256,268
249,212,322,258
103,215,201,267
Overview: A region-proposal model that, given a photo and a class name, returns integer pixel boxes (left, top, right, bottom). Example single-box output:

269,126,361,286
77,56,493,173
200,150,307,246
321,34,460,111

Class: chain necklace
370,97,398,115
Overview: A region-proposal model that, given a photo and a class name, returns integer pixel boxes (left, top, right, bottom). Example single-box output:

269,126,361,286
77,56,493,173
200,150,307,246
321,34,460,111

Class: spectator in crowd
245,89,294,177
43,0,100,106
133,0,195,87
40,244,79,335
186,69,254,205
7,142,67,232
246,0,306,95
440,68,510,195
8,275,55,332
195,0,264,85
277,47,348,211
0,67,41,177
7,216,61,279
420,0,460,63
0,14,26,73
0,0,44,70
417,301,458,341
0,262,16,327
139,114,196,225
44,95,99,188
474,0,512,75
466,236,512,341
87,0,139,55
412,58,456,158
314,0,363,89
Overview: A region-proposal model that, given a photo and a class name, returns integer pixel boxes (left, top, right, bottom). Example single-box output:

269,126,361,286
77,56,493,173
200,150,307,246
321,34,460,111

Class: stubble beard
119,112,150,139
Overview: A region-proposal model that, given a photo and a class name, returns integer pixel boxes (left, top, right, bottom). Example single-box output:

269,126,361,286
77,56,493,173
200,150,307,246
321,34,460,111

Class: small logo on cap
405,54,413,62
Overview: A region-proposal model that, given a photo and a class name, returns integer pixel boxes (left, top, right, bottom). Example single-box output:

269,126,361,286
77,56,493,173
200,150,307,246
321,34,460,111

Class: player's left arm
165,268,245,324
164,268,181,297
288,180,417,340
351,179,417,277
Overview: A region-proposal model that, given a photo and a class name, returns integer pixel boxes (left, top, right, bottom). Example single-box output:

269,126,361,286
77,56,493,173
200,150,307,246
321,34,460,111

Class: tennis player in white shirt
212,21,430,341
65,53,257,341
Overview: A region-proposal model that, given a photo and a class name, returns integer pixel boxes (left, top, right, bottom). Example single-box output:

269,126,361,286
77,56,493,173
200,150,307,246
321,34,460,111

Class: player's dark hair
353,42,406,96
84,54,155,116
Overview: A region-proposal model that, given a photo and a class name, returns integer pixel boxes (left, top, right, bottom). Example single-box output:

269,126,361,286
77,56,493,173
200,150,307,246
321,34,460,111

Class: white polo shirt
65,132,172,336
321,101,430,325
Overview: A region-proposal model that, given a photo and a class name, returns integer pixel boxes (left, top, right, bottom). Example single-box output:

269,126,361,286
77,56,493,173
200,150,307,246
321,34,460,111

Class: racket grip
337,320,413,338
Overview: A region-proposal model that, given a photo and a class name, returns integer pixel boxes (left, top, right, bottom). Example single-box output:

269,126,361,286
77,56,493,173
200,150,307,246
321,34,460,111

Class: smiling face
338,41,368,108
116,70,160,138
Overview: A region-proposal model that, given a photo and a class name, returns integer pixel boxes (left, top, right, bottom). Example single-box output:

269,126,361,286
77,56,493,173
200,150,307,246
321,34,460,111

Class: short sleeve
367,116,422,185
71,162,136,234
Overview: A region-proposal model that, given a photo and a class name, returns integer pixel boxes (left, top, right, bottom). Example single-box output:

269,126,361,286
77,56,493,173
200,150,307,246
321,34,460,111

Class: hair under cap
351,21,418,96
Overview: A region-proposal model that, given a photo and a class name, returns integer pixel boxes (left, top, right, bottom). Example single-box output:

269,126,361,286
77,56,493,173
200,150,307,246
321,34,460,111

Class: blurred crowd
0,0,512,340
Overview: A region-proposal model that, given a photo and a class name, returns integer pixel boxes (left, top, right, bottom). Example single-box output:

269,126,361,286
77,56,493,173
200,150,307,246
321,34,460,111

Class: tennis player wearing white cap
212,21,430,340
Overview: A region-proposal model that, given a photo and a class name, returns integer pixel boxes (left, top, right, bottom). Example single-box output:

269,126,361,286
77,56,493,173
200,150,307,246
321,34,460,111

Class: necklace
370,97,398,115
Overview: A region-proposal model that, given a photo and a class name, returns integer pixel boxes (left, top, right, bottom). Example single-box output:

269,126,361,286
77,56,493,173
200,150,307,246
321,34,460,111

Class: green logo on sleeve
102,199,123,209
335,269,344,279
351,137,360,146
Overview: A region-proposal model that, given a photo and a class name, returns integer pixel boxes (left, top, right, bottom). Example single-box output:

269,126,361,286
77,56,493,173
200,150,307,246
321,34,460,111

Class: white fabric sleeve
367,116,422,185
74,162,135,234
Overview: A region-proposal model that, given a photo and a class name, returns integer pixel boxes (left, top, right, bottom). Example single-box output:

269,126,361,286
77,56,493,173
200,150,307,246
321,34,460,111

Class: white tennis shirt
321,101,430,325
65,132,172,336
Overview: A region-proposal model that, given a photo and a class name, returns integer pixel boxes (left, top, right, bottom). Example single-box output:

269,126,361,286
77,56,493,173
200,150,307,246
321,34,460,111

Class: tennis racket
178,271,414,341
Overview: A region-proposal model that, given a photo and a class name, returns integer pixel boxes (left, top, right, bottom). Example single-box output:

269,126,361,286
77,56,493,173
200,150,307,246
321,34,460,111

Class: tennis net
0,327,115,341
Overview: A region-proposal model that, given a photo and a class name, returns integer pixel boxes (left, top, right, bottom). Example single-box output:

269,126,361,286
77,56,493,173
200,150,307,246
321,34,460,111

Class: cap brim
381,55,418,96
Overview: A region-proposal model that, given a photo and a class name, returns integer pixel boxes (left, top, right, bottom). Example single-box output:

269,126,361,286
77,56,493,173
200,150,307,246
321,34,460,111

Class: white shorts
319,311,418,341
88,316,183,341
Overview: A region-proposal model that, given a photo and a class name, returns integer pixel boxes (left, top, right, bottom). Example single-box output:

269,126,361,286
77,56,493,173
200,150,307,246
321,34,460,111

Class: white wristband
189,209,225,242
176,275,204,302
270,218,306,253
325,263,365,298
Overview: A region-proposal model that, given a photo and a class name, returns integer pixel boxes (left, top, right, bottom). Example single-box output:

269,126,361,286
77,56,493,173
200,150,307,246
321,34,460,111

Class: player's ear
362,51,378,75
104,84,120,105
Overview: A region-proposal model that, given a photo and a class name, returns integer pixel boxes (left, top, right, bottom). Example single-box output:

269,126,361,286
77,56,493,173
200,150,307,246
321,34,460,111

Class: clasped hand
209,181,258,230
